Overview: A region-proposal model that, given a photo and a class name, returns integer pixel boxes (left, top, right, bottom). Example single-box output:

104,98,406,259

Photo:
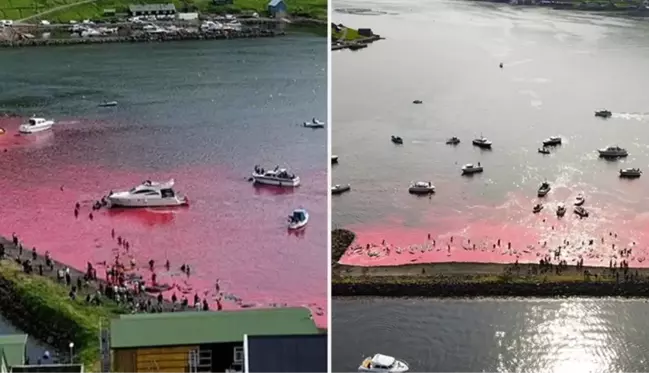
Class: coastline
331,229,649,297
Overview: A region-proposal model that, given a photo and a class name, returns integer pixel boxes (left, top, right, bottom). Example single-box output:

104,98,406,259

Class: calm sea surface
333,297,649,372
332,0,649,268
0,35,328,324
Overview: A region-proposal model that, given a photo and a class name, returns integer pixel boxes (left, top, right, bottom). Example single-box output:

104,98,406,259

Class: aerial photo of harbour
332,0,649,371
0,34,327,333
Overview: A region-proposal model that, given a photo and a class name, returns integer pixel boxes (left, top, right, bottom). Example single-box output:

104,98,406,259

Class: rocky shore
0,29,283,48
331,228,649,298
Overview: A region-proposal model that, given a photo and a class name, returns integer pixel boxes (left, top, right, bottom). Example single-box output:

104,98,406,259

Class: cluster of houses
0,307,326,373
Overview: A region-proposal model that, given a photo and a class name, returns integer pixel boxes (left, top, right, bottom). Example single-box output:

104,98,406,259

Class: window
233,346,244,363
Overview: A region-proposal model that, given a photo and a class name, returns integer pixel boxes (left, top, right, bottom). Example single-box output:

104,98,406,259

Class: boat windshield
161,188,175,198
28,119,36,125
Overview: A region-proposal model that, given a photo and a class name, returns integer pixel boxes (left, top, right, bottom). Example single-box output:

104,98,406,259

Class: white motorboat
461,163,484,174
574,193,585,206
542,136,562,146
99,101,118,107
408,181,435,194
287,208,308,230
332,184,351,195
107,179,188,207
359,354,409,373
19,117,54,134
472,136,492,149
598,146,628,158
620,168,642,178
303,118,325,128
252,166,300,187
537,182,551,197
556,203,566,217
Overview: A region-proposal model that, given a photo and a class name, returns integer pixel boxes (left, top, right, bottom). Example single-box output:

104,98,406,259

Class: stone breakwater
0,29,283,48
332,276,649,297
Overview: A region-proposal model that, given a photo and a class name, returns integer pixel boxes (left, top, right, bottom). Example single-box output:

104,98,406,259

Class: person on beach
31,247,36,261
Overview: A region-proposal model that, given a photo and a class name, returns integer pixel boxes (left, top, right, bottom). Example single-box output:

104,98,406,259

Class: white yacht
472,136,492,149
19,117,54,134
620,168,642,178
359,354,409,373
408,181,435,194
598,146,628,158
107,179,188,207
287,208,309,230
542,136,562,146
461,163,483,174
252,166,300,187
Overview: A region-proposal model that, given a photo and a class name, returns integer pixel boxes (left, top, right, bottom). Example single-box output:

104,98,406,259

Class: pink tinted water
0,118,327,326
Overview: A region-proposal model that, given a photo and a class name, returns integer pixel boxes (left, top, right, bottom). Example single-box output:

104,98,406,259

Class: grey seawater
333,297,649,372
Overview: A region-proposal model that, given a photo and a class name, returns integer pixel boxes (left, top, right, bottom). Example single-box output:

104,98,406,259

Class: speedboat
574,193,585,206
359,354,409,373
303,119,325,128
595,110,612,118
412,100,423,104
287,208,308,230
332,155,339,164
107,179,188,207
461,163,483,174
331,184,351,195
598,146,628,158
391,136,403,144
537,182,551,197
538,147,550,154
98,101,118,107
19,117,54,134
446,137,460,145
0,127,5,135
533,203,543,213
556,203,566,217
542,136,562,146
620,168,642,178
574,206,589,217
408,181,435,194
252,166,300,187
472,136,492,149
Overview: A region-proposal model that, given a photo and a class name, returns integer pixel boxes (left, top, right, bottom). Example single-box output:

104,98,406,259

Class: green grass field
0,0,326,22
331,25,360,40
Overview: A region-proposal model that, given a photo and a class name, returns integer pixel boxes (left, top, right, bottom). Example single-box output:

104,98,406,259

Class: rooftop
110,307,318,349
128,3,176,12
0,335,26,367
268,0,284,6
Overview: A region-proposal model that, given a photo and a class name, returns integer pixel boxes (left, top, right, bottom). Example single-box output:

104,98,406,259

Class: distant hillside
0,0,325,22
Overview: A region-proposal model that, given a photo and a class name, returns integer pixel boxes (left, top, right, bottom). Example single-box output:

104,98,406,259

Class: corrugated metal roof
0,335,26,367
110,308,318,349
268,0,284,7
128,3,176,12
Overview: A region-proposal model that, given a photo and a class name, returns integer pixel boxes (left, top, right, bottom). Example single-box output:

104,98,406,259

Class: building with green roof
110,307,319,372
0,335,26,369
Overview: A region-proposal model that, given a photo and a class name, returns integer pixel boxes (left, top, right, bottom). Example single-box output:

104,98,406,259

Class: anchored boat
252,165,300,187
358,354,409,373
107,179,188,207
19,117,54,134
287,208,309,230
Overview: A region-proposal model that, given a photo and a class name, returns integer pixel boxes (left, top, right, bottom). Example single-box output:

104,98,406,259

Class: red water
0,119,327,326
339,188,649,269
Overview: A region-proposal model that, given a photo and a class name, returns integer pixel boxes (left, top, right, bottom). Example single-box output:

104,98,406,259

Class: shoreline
470,0,649,14
331,229,649,297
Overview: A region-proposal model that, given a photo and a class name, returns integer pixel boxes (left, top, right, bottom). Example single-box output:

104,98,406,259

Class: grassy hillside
0,0,326,22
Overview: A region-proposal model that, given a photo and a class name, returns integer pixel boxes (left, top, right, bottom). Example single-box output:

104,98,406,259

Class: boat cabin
27,118,45,126
369,354,396,370
291,210,306,222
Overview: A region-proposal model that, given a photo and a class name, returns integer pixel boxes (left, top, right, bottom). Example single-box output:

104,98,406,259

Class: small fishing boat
331,184,351,195
303,118,325,128
533,203,543,213
472,135,492,149
538,147,550,154
287,208,308,230
331,155,339,164
391,135,403,144
595,110,612,118
19,117,54,134
574,206,589,217
358,354,409,373
461,163,483,174
620,168,642,178
598,146,628,158
542,136,562,146
408,181,435,194
98,101,118,107
412,100,423,104
537,181,551,197
252,165,300,187
574,193,585,206
446,137,460,145
556,203,566,217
